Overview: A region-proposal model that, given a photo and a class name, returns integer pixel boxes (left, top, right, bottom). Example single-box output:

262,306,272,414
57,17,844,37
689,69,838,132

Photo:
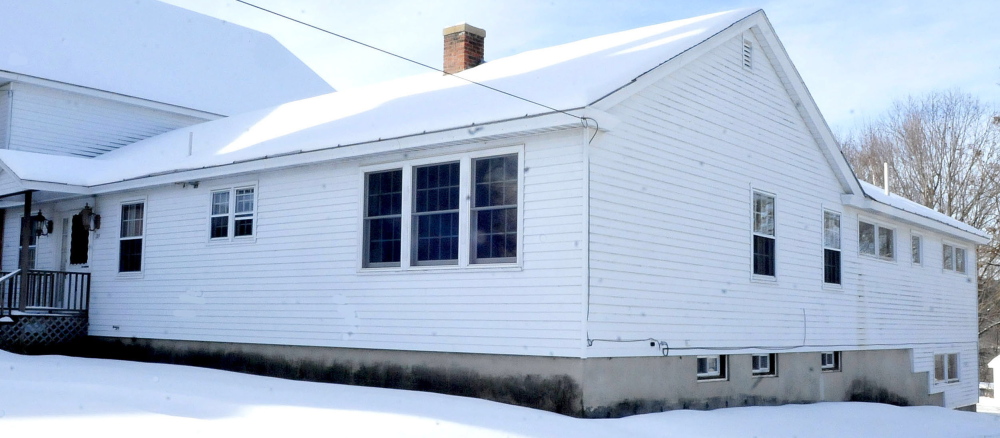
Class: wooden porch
0,270,90,352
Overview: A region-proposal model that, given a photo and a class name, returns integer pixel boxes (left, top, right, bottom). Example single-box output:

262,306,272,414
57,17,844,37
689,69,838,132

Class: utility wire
234,0,589,127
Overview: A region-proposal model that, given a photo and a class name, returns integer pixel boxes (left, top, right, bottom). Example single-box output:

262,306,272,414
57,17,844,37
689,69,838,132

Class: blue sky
160,0,999,132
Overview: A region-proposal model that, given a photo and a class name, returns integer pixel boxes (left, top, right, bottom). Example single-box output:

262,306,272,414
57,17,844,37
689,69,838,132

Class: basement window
697,355,728,381
752,353,777,377
821,351,841,372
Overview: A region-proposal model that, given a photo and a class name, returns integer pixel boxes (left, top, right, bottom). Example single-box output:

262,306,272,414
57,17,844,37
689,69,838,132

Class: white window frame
208,184,258,242
358,146,524,271
934,353,959,384
911,233,922,266
821,351,841,372
823,210,841,285
858,219,895,261
752,353,777,377
697,355,728,381
751,189,776,279
118,199,146,275
942,243,968,274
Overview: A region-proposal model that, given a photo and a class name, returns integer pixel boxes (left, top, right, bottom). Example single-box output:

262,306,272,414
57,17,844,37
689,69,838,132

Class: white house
0,8,986,416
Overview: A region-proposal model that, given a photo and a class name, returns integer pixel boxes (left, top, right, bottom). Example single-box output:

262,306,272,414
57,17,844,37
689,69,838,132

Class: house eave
841,194,991,245
87,110,589,194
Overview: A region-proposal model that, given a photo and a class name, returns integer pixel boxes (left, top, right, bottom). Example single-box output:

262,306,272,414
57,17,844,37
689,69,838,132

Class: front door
59,214,91,273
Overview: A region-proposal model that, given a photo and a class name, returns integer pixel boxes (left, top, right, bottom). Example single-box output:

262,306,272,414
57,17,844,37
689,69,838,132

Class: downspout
580,119,593,359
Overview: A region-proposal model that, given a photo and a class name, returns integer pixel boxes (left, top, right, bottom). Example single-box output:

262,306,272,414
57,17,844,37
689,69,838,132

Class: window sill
934,380,960,385
207,237,257,245
696,376,728,383
752,373,778,378
859,254,896,264
821,282,843,291
821,368,841,373
358,263,522,275
116,271,144,280
751,274,777,284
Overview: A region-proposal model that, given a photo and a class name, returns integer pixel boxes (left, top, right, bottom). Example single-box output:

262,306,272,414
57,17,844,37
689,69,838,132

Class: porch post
18,190,32,312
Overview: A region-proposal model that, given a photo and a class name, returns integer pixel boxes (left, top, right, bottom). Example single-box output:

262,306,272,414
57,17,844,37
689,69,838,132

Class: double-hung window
859,220,894,260
943,244,967,273
364,170,403,267
752,191,776,277
823,211,841,284
413,162,461,265
472,155,518,263
119,202,144,272
362,151,520,269
210,186,256,239
934,353,959,383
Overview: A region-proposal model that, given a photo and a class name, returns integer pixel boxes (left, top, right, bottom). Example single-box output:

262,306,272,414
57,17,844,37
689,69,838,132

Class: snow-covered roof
0,0,332,115
0,8,759,187
857,180,988,239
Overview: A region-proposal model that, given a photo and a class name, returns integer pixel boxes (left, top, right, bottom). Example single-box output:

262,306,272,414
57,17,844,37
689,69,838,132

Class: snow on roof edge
857,180,988,240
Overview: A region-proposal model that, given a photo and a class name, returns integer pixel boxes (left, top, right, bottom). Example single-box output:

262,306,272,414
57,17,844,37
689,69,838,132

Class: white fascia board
0,71,222,119
21,180,90,195
841,194,990,244
0,161,25,198
89,112,581,194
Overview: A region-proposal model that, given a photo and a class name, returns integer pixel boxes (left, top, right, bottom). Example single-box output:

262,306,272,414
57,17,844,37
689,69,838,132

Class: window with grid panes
119,202,144,272
413,162,460,265
472,154,518,263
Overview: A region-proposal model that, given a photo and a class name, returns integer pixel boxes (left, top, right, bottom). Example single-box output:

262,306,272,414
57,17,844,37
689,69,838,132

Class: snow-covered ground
1,351,998,438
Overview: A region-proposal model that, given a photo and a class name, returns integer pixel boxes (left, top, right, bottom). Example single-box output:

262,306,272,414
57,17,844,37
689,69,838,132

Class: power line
234,0,586,125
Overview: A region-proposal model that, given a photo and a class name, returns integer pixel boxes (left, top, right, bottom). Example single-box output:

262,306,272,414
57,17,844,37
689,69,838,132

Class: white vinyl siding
582,33,978,407
85,134,584,358
5,82,205,157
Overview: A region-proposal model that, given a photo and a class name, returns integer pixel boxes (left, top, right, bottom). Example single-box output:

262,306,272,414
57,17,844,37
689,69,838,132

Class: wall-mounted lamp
79,204,101,231
31,210,53,237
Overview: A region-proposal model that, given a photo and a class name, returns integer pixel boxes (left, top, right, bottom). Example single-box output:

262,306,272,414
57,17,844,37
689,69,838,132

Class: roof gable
0,0,333,115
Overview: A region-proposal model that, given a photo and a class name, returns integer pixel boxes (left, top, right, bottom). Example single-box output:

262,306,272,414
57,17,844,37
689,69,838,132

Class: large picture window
752,191,775,277
823,211,841,284
362,151,520,269
119,202,144,272
210,186,256,239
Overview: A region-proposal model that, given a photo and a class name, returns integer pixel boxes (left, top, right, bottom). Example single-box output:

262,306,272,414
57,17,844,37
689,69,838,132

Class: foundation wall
76,337,941,417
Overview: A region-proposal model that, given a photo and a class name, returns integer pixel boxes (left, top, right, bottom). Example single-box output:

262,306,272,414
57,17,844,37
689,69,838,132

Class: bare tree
840,90,1000,381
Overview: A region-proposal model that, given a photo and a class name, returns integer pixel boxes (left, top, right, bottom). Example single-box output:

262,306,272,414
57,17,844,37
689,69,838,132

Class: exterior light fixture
32,210,53,236
79,204,100,231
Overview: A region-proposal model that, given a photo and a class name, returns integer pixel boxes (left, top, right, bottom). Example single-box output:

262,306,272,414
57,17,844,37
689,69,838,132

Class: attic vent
742,37,753,70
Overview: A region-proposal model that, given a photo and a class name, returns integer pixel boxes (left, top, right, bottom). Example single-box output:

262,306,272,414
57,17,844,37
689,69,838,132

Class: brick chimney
443,23,485,74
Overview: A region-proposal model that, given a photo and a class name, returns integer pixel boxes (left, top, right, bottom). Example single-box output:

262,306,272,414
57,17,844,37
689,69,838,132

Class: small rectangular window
119,202,144,272
911,235,922,265
752,353,777,376
364,169,403,267
697,355,728,380
752,191,775,277
821,351,841,371
823,211,841,284
934,353,959,383
943,244,968,273
859,221,893,261
18,215,37,269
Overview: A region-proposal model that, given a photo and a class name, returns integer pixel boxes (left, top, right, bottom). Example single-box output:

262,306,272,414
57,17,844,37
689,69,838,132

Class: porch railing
0,270,90,316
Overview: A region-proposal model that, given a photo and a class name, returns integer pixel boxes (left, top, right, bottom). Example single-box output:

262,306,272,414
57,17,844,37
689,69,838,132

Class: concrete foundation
73,337,940,417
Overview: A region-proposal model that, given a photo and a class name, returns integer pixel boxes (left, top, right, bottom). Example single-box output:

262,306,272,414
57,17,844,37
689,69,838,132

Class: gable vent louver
742,37,753,70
